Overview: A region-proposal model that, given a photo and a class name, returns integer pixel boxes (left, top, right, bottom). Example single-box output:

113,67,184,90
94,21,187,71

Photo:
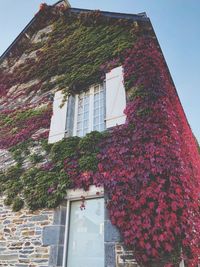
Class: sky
0,0,199,143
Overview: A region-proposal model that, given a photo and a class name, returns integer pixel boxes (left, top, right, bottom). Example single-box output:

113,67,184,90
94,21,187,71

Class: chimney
55,0,71,8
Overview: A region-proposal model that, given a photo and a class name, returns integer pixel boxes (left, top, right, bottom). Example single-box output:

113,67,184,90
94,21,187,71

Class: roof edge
0,7,149,62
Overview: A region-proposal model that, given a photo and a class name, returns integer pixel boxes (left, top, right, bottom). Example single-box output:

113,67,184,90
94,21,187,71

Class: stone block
57,245,64,266
49,245,64,267
21,230,35,236
49,245,58,266
105,243,116,267
115,243,139,267
32,25,53,43
0,254,18,260
53,206,67,226
32,259,48,263
42,226,65,246
104,220,121,242
29,215,48,222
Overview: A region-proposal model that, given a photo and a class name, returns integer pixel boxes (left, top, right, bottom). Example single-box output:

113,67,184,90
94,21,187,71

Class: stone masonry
0,197,54,267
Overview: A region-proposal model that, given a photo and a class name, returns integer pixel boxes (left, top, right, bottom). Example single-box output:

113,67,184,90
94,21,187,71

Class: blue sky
0,0,199,143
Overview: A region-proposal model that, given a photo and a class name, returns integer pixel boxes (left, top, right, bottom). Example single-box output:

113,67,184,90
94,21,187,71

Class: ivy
12,197,24,212
29,153,44,164
21,168,69,210
0,4,199,267
1,131,105,211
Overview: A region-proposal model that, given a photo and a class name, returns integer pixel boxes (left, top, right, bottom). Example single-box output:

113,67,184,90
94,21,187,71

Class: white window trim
62,186,104,267
73,84,105,137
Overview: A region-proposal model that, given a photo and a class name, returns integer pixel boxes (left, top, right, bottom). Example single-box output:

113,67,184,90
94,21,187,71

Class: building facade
0,1,199,267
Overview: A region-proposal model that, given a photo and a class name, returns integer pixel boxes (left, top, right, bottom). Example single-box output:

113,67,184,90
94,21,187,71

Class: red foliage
39,3,48,11
0,105,52,149
0,15,199,264
65,37,200,266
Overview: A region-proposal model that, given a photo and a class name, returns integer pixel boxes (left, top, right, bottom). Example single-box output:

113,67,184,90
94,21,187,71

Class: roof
0,4,149,61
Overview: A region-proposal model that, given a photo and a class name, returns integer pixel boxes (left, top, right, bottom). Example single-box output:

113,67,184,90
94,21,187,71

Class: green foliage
0,171,7,193
1,131,106,211
12,149,24,165
137,107,153,117
0,10,142,210
0,9,143,212
3,10,139,98
4,197,13,206
50,136,80,163
78,131,106,153
40,139,52,153
9,139,33,162
77,132,107,172
21,168,67,210
1,107,48,127
5,165,23,181
29,153,44,164
12,197,24,212
1,165,23,208
78,154,98,172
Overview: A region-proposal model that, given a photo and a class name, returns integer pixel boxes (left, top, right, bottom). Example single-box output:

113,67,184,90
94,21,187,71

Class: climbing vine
0,4,199,267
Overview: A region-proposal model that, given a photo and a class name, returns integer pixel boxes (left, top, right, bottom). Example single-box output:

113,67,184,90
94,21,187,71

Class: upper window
73,84,105,137
48,66,126,143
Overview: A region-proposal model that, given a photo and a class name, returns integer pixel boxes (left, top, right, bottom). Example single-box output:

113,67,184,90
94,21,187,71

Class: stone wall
0,191,140,267
0,197,54,267
115,244,139,267
0,7,149,267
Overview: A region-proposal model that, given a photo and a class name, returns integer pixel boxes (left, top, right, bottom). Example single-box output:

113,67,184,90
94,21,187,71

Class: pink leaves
98,36,200,265
171,201,178,211
0,32,199,266
165,243,173,252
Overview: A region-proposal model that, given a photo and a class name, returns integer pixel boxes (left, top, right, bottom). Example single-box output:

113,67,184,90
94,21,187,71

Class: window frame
73,83,106,137
62,186,104,267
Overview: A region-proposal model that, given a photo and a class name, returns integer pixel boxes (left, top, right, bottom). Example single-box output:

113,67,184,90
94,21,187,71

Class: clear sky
0,0,199,143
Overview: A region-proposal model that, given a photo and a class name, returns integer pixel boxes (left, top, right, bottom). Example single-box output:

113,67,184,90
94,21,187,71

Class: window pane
94,125,99,131
76,85,105,137
77,122,81,130
93,85,105,131
94,117,99,125
76,91,90,136
83,128,89,136
67,198,104,267
94,85,100,93
94,100,99,108
85,95,89,104
77,130,82,136
84,112,89,120
94,108,99,117
85,104,89,112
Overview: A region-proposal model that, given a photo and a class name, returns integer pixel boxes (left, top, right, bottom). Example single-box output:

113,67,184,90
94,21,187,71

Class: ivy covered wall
0,4,199,267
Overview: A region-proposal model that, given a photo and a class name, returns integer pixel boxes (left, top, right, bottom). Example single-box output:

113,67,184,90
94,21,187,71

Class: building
0,1,199,266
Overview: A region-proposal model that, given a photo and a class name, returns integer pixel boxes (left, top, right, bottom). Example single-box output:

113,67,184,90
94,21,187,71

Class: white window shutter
105,66,126,128
48,90,68,143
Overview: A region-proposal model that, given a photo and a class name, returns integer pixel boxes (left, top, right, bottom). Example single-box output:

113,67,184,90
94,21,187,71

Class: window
73,84,105,137
63,186,104,267
48,66,126,143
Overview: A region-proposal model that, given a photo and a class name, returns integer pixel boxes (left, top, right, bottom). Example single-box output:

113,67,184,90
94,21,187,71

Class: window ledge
65,185,104,200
